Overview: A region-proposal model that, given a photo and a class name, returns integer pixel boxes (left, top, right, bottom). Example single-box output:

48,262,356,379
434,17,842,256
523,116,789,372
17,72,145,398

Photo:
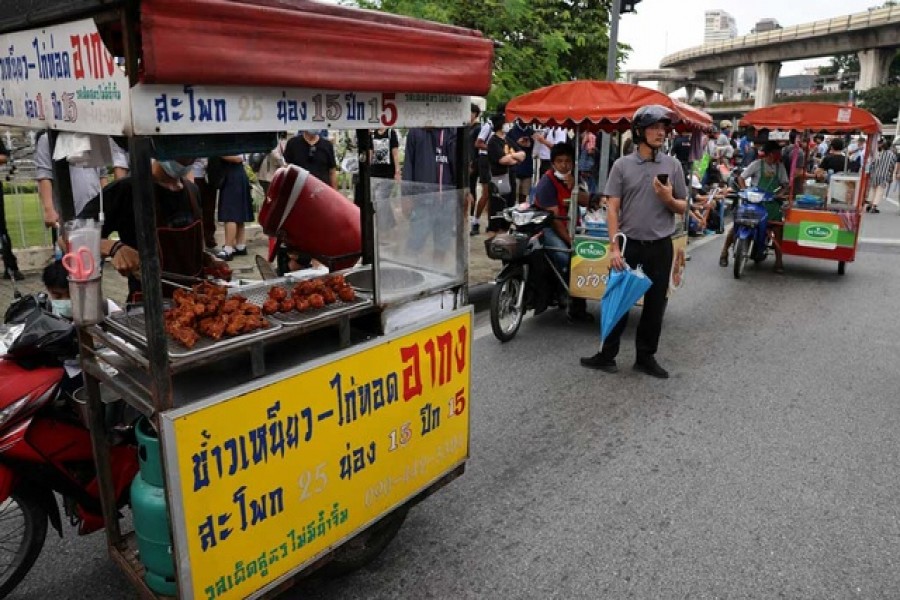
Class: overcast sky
619,0,885,76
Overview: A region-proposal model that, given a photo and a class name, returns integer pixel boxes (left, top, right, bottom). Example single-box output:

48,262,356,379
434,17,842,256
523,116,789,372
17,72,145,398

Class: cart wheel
838,261,846,275
0,489,49,597
319,505,409,577
733,238,750,280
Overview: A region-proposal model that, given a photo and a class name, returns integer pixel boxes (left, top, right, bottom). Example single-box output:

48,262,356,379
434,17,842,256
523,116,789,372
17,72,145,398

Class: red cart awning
739,102,882,134
505,81,713,132
139,0,494,95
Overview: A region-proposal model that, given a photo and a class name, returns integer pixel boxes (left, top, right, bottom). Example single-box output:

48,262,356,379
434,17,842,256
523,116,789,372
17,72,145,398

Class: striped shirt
871,149,897,186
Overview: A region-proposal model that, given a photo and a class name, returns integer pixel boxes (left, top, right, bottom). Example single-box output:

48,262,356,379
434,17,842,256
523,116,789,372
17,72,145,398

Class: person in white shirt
534,127,568,176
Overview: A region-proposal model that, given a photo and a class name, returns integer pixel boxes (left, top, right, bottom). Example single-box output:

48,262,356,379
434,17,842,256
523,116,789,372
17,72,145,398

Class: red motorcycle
0,296,138,596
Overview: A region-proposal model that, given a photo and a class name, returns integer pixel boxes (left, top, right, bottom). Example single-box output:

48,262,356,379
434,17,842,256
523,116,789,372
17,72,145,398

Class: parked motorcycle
0,295,139,596
485,206,571,342
732,187,780,279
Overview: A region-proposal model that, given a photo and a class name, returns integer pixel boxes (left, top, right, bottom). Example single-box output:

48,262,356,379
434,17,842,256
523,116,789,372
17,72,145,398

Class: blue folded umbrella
599,263,652,344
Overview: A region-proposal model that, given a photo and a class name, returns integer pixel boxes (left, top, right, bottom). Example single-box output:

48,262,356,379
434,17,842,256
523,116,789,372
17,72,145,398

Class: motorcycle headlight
0,397,29,429
512,211,535,226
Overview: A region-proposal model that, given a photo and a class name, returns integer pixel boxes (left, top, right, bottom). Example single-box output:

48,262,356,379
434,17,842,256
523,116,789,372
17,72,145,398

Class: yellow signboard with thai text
160,310,472,600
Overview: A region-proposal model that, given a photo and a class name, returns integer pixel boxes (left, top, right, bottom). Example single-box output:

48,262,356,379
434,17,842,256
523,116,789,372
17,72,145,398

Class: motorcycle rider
719,140,789,273
580,104,687,379
530,141,591,321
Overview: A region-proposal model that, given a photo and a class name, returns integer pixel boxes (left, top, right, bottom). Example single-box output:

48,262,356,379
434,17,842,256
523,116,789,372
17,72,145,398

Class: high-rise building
752,18,782,34
704,10,737,44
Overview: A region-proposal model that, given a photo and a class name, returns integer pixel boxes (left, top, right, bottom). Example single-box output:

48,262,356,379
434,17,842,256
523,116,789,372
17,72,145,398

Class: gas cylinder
131,417,177,596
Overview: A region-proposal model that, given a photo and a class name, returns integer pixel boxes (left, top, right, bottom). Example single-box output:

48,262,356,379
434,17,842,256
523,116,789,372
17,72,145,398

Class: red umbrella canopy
739,102,882,135
505,80,713,132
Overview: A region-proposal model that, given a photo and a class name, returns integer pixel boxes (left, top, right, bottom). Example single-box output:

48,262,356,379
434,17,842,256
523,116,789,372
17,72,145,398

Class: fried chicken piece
198,317,226,341
225,314,247,337
321,288,337,304
294,281,315,297
268,286,287,302
220,298,243,314
337,286,356,302
166,322,199,349
243,303,262,316
308,293,325,309
295,298,310,312
280,298,296,313
325,274,346,289
262,299,279,315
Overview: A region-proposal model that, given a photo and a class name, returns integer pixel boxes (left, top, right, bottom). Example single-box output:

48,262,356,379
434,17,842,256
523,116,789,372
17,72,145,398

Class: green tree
858,84,900,123
354,0,627,108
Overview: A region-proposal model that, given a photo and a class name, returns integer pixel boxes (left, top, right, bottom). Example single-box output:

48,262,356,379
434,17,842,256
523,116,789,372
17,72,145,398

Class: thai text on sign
161,310,472,600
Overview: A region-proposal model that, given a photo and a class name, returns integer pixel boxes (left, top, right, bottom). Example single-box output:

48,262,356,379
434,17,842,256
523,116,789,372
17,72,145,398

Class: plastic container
68,275,104,325
131,417,176,596
64,219,102,274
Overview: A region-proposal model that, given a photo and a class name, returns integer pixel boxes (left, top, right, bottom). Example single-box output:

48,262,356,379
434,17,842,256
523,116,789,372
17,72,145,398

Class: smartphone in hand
656,174,669,185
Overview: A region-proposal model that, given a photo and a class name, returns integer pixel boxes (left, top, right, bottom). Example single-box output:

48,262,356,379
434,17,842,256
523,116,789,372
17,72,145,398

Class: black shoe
215,249,234,261
233,247,249,256
567,310,595,324
634,356,669,379
469,223,480,236
3,270,24,281
871,207,880,214
580,353,618,372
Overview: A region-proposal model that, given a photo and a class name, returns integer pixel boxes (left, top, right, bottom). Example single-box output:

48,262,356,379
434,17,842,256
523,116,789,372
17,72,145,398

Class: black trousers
600,236,673,359
0,190,20,274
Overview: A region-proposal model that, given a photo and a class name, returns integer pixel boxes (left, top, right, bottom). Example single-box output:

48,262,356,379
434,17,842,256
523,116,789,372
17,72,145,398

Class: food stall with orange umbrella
739,102,882,275
505,80,712,301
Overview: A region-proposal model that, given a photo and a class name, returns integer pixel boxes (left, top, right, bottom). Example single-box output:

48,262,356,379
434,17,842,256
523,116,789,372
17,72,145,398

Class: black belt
628,236,671,246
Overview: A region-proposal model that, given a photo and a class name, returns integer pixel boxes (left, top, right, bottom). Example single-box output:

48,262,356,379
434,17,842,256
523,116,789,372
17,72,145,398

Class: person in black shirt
283,130,338,188
0,140,23,280
78,158,227,300
815,138,847,181
485,113,525,237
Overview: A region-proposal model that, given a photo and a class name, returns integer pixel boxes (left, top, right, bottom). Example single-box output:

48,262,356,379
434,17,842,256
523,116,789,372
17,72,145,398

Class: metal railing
660,6,900,68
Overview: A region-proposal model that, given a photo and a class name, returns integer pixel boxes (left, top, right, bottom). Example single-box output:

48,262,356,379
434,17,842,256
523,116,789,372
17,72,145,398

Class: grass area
2,193,53,249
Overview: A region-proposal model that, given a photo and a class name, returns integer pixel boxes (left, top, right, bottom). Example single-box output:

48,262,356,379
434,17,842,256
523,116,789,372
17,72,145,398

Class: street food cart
739,102,882,275
505,81,713,300
0,1,493,597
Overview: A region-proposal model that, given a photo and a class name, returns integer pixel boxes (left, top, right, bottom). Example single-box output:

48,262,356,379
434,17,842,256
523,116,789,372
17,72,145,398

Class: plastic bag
5,299,77,365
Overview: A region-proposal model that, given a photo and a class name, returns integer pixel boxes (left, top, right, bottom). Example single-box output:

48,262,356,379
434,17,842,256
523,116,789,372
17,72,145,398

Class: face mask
553,169,570,179
51,299,72,318
159,160,193,180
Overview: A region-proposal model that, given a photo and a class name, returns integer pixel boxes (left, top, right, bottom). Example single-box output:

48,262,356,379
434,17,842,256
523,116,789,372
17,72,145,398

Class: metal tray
104,311,282,359
228,280,371,327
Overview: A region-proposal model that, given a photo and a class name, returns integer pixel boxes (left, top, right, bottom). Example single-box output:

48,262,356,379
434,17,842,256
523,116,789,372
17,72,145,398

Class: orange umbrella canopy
505,80,713,132
739,102,882,134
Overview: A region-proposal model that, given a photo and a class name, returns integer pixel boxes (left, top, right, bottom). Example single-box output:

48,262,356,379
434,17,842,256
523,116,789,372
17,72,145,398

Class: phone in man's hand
656,174,669,185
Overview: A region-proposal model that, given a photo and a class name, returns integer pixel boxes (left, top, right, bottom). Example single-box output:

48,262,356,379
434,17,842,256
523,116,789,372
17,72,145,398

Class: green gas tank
131,417,177,596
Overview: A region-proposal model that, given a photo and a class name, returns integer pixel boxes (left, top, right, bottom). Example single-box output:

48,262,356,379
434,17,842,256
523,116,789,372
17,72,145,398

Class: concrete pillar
684,84,697,102
856,48,894,91
754,61,781,108
657,80,679,95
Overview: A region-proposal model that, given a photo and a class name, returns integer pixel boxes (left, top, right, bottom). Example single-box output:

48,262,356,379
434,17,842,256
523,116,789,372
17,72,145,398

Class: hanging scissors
62,246,96,281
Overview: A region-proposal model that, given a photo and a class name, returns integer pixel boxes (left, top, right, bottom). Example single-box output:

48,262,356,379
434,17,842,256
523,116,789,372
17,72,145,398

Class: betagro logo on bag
575,240,607,260
804,225,831,239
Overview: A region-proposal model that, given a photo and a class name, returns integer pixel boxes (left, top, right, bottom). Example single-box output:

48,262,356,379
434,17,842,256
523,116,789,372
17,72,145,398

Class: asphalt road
9,206,900,599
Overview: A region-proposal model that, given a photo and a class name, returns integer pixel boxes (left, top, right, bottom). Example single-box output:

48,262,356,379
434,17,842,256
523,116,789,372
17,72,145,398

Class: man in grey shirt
581,105,687,379
34,134,117,228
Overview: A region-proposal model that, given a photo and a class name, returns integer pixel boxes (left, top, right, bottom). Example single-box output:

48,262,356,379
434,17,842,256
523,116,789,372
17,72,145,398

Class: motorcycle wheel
490,274,525,342
733,237,751,280
0,490,49,597
318,506,408,577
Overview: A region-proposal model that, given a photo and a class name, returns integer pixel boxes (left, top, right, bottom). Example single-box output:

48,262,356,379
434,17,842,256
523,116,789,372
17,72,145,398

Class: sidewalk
0,225,499,309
